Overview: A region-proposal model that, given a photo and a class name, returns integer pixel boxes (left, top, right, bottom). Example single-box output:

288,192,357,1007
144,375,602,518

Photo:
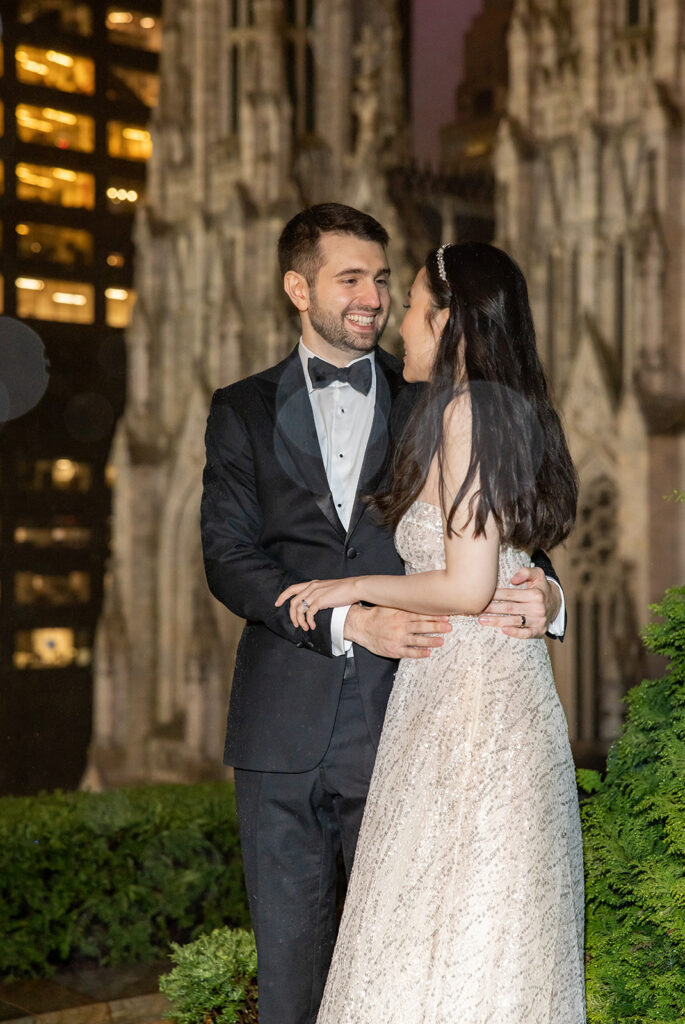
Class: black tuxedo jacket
201,345,413,773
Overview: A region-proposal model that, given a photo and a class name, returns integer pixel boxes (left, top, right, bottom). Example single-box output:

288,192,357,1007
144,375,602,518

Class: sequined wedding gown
317,501,586,1024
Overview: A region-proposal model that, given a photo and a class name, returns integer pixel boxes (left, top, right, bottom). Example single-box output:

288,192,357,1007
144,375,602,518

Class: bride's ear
283,270,310,312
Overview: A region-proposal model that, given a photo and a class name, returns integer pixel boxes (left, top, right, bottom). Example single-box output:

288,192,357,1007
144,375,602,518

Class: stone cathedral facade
87,0,415,786
495,0,685,765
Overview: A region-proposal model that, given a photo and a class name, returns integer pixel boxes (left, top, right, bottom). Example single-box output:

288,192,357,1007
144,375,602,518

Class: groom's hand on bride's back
477,566,561,639
344,604,451,660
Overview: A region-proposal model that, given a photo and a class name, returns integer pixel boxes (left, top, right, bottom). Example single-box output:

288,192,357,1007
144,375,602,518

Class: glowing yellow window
107,121,153,161
16,163,95,208
105,287,136,328
106,8,162,52
106,181,142,211
15,571,91,605
15,45,95,94
16,222,93,265
14,521,92,547
16,277,94,324
16,104,95,152
14,628,91,669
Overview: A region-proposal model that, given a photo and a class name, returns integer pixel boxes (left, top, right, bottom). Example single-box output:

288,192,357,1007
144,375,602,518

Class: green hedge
0,782,250,979
160,927,258,1024
580,586,685,1022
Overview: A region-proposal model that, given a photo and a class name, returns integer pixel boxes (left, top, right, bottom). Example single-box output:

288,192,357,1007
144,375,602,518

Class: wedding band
300,599,310,610
520,614,526,627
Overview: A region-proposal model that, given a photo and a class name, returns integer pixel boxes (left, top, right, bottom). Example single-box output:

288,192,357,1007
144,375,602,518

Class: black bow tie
308,356,372,396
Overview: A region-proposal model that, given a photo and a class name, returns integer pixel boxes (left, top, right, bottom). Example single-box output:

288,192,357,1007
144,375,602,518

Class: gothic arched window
285,0,316,137
568,475,639,748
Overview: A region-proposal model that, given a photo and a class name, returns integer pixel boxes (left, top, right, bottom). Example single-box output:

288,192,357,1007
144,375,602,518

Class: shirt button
346,547,358,559
339,453,344,458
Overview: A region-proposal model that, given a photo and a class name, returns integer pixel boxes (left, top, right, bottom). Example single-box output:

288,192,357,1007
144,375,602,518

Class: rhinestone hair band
436,243,451,283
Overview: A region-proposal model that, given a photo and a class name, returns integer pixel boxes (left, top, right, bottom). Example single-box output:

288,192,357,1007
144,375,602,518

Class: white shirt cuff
331,605,354,656
546,578,565,636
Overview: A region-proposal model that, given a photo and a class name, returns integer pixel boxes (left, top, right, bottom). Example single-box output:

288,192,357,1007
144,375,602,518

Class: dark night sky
412,0,484,166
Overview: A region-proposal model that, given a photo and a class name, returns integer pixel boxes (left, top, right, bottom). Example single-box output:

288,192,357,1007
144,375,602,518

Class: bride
277,242,586,1023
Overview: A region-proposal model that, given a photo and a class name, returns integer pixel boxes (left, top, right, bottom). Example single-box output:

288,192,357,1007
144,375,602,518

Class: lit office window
18,457,93,492
105,180,142,211
107,121,153,161
14,628,91,669
15,45,95,94
110,65,159,107
105,287,136,328
16,104,95,152
106,8,162,52
16,222,93,266
16,163,95,208
14,521,92,548
16,277,95,324
15,571,91,606
19,0,93,35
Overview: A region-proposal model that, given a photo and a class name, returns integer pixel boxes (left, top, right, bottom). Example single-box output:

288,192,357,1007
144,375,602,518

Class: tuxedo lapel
270,349,347,540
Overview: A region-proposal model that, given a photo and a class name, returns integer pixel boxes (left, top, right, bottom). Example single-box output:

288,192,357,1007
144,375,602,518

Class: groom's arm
201,392,335,657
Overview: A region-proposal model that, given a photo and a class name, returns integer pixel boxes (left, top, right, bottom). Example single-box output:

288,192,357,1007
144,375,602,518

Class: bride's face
400,269,448,383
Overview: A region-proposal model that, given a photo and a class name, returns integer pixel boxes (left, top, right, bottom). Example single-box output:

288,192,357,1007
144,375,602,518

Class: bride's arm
277,396,500,625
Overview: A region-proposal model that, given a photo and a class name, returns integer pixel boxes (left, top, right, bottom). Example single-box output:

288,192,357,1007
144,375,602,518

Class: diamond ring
300,599,310,610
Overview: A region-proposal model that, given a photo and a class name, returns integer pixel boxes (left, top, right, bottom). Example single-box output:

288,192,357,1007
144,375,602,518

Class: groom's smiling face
301,232,391,363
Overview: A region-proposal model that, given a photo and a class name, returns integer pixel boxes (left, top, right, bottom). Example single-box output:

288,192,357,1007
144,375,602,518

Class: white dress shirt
299,340,375,655
298,339,565,650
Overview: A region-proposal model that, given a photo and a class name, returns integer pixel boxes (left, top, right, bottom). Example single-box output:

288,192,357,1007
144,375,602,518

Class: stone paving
0,962,171,1024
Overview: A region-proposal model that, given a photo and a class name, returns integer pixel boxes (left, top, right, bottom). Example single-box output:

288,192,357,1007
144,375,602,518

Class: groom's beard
308,294,389,357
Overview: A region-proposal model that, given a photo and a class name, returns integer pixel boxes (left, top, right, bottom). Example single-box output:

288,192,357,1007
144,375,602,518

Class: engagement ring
520,614,526,627
300,599,310,610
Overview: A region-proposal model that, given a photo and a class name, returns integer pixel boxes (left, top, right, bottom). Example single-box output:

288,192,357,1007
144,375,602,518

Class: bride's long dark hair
376,242,577,550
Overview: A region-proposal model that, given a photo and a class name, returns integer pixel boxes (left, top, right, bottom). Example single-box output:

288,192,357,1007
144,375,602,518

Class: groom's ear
283,270,310,312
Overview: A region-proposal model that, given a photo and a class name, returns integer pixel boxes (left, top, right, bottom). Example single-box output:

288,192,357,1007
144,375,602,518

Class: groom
201,203,564,1024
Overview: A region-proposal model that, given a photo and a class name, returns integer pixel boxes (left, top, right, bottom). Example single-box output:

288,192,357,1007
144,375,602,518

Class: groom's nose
357,279,382,310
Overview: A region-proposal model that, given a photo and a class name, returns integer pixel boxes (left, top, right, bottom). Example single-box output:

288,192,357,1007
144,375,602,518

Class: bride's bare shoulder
442,390,472,449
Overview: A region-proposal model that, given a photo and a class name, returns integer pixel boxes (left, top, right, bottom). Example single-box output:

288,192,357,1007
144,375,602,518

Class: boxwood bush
580,586,685,1022
0,782,249,979
160,927,257,1024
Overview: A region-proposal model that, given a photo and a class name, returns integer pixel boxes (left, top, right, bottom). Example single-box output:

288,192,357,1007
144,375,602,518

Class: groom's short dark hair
278,203,389,284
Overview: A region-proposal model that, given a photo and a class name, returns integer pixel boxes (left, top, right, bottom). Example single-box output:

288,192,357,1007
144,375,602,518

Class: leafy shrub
580,586,685,1022
0,782,250,979
160,927,257,1024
